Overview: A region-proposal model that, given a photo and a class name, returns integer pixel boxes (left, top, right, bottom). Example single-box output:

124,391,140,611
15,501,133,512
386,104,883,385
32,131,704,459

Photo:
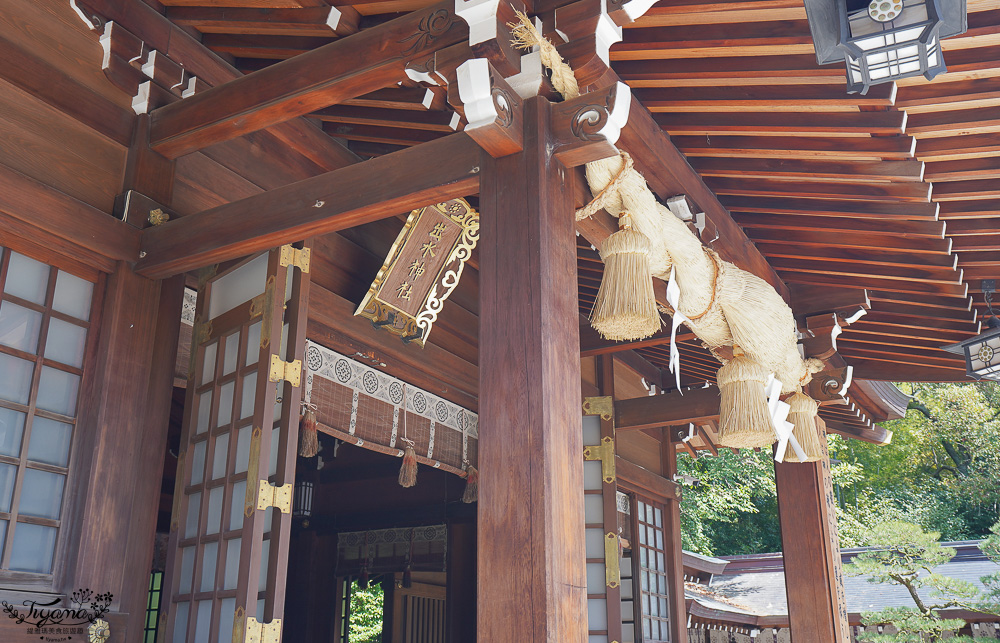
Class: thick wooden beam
616,456,680,501
615,386,721,431
0,162,139,270
167,6,359,37
846,359,968,382
774,421,851,643
149,1,467,158
616,92,790,300
0,36,132,146
478,97,586,642
136,132,481,278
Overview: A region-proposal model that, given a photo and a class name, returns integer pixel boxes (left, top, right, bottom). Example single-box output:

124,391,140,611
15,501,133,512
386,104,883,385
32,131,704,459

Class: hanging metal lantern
942,280,1000,381
804,0,967,94
293,479,314,519
943,317,1000,381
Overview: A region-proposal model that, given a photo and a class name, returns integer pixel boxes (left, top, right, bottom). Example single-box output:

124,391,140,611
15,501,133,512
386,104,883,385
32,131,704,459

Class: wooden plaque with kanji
355,198,478,347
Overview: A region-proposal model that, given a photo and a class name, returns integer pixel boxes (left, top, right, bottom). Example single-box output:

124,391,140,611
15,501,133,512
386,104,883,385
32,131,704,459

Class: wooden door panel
163,244,311,643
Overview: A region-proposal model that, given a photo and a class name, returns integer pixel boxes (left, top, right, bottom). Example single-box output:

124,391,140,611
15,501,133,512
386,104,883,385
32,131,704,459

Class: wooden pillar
446,519,477,642
661,430,690,643
774,419,850,643
72,265,184,639
478,96,587,642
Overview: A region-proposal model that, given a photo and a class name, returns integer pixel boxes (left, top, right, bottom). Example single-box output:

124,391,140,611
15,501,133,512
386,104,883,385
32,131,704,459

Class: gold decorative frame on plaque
355,198,479,347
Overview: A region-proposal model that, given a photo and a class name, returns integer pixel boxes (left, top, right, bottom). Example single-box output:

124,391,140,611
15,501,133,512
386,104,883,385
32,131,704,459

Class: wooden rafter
148,1,468,158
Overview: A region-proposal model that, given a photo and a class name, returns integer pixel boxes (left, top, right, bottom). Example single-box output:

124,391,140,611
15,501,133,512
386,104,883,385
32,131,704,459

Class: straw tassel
590,213,662,342
397,384,417,487
298,403,319,458
462,463,479,504
398,439,418,488
716,353,777,449
784,391,823,462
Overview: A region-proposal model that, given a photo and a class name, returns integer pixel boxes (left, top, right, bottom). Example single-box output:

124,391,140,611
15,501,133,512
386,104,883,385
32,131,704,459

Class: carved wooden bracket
550,81,631,167
806,363,854,405
454,58,524,157
801,312,842,361
454,0,527,76
553,0,622,86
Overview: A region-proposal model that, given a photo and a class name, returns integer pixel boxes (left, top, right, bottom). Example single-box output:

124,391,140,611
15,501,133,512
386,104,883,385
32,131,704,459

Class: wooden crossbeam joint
454,58,524,157
256,479,293,514
454,0,526,76
550,81,631,167
278,244,311,273
268,355,302,387
806,363,854,406
801,312,842,361
553,0,622,86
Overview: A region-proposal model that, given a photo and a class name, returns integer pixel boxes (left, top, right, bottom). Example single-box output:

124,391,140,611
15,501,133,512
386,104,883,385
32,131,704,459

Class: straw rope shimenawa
784,389,824,462
716,352,775,449
509,14,827,451
591,212,662,340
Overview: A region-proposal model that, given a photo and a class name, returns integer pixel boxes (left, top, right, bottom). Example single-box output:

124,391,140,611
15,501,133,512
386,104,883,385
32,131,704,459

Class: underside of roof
11,0,999,441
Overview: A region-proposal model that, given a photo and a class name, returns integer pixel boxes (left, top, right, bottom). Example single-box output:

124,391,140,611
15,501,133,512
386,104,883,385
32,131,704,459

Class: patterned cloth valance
304,341,478,475
336,524,448,576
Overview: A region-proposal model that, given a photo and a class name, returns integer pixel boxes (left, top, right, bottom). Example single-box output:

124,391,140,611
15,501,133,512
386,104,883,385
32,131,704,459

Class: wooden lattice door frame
161,243,311,643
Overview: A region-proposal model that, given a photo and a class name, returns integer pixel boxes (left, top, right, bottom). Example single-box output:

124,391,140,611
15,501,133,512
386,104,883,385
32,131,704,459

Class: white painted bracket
594,9,623,66
132,81,153,115
620,0,660,22
599,81,631,146
457,58,496,130
326,6,344,32
505,51,546,99
455,0,502,45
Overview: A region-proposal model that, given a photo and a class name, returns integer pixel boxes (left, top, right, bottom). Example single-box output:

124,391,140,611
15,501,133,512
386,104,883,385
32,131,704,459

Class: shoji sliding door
163,245,310,643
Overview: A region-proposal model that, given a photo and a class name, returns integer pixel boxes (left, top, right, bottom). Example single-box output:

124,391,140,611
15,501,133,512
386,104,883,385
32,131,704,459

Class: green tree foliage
349,579,384,643
677,447,781,555
677,382,1000,556
973,520,1000,616
844,521,980,642
833,382,1000,543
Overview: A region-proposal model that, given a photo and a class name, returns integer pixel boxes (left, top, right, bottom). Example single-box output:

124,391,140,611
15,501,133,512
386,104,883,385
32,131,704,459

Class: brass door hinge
582,396,613,421
245,616,281,643
583,436,616,484
256,479,293,514
605,532,621,589
279,245,310,273
268,355,301,387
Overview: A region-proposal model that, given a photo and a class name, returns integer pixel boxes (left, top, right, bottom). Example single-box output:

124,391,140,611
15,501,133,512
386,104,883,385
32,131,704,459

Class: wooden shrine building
0,0,997,641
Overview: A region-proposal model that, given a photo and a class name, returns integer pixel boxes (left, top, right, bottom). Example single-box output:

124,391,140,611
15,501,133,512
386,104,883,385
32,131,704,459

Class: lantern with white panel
804,0,967,94
943,280,1000,381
